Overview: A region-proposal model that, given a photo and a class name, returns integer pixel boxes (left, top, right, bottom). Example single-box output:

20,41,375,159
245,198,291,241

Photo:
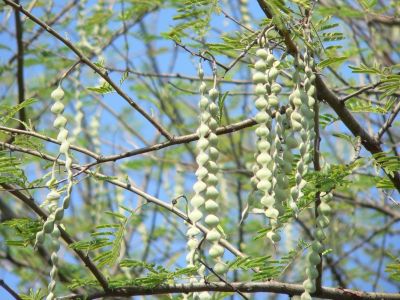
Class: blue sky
0,1,399,299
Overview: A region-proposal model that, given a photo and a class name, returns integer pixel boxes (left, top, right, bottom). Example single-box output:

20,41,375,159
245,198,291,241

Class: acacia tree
0,0,399,299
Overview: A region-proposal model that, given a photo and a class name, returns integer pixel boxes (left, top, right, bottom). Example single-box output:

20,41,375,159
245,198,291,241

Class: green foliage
70,209,133,268
307,164,354,192
1,0,399,298
373,152,400,177
19,289,45,300
346,97,395,114
319,113,339,128
0,98,37,125
386,257,400,282
68,263,197,289
164,0,219,41
0,151,27,186
229,255,281,280
1,218,42,247
318,56,348,69
228,239,310,281
87,81,114,94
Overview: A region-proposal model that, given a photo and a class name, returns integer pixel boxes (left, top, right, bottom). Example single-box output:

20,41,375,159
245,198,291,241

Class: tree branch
3,0,173,141
377,100,400,140
59,281,400,300
255,0,400,192
13,0,26,126
0,279,22,300
1,184,110,291
0,142,246,259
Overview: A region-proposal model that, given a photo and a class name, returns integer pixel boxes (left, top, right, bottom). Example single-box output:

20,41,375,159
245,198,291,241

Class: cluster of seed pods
300,192,332,300
265,47,297,243
34,86,73,299
288,53,316,214
185,63,211,300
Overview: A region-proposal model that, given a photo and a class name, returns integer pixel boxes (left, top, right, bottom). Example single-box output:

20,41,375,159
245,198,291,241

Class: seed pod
51,101,64,114
303,279,316,293
253,72,266,84
213,262,228,275
46,191,61,201
205,214,220,226
254,60,267,71
187,227,201,236
189,209,202,223
209,245,224,258
43,220,55,234
209,88,219,100
268,94,279,108
256,49,268,59
51,86,65,101
266,231,281,242
206,229,221,242
308,252,321,265
301,293,312,300
53,115,67,128
205,200,219,212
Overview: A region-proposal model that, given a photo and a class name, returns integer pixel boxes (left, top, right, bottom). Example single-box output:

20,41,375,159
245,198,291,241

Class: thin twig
340,81,383,103
220,8,254,33
174,40,229,71
0,279,22,300
13,0,26,126
198,259,249,300
1,184,110,291
377,100,400,139
0,141,246,259
3,0,173,141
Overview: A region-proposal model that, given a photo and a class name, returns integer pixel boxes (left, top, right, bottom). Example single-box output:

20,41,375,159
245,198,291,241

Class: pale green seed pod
51,101,64,114
213,262,228,275
300,292,312,300
53,115,67,128
253,72,266,84
206,229,221,242
46,191,61,201
308,252,321,265
303,279,316,293
189,209,203,223
205,200,219,213
254,60,267,71
205,214,220,226
209,88,219,100
209,244,224,258
266,231,281,242
256,49,268,59
50,86,65,101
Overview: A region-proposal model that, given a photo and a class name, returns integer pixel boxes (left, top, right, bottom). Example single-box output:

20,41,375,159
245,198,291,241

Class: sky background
0,0,399,299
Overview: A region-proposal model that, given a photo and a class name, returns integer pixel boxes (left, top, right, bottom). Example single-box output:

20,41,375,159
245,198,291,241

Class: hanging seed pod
239,0,252,29
287,54,306,214
204,86,227,276
186,63,212,300
70,89,83,144
300,192,332,299
34,85,75,300
46,227,60,300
